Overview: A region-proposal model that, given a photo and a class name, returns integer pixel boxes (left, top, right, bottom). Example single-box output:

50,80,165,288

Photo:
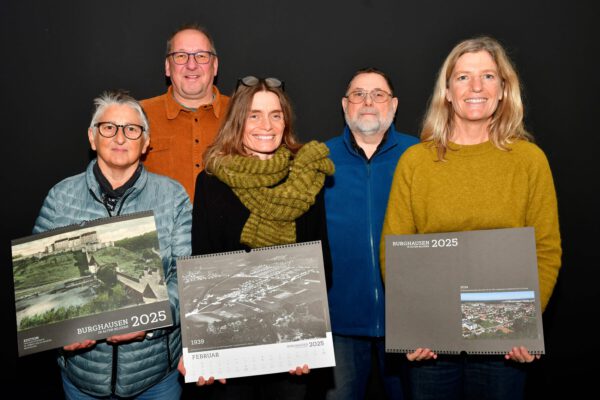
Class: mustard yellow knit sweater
380,140,561,311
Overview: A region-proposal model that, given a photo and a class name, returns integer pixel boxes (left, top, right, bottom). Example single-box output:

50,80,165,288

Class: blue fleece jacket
325,125,418,337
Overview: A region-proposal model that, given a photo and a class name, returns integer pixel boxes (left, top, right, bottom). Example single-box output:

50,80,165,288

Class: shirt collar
165,85,224,120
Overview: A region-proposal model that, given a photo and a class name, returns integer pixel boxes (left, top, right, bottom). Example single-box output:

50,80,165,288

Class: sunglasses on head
236,76,285,91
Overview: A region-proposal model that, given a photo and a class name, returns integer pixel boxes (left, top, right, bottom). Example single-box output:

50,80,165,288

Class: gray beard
345,108,395,137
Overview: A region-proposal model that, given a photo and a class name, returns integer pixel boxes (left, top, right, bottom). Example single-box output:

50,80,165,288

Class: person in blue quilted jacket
33,90,192,399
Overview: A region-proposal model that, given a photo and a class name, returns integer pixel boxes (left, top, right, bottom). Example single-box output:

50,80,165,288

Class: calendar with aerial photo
177,241,335,382
12,211,173,356
385,228,545,355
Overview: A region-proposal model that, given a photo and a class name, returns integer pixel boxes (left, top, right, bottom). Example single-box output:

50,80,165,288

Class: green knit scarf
213,141,335,248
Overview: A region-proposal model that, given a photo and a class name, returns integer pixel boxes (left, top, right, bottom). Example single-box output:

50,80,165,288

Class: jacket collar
86,159,148,205
342,124,399,158
164,85,224,120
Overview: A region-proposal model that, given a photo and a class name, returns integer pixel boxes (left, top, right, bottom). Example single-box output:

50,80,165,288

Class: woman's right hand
406,348,437,361
63,340,96,351
177,356,226,386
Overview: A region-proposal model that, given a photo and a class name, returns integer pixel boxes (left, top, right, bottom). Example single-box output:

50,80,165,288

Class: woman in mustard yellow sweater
381,36,561,400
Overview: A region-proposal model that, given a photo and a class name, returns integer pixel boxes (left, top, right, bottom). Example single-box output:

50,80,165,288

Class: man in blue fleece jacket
323,68,418,400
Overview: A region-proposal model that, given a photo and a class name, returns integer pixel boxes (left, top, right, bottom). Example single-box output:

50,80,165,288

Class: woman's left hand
178,356,226,385
505,346,541,363
289,364,310,375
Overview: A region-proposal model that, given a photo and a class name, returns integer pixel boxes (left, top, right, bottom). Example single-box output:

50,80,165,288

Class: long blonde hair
421,36,533,160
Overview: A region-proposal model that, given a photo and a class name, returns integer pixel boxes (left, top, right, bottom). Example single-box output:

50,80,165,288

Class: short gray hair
166,23,217,55
89,90,149,139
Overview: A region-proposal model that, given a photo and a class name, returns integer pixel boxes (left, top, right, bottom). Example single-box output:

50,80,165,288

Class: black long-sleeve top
192,170,332,287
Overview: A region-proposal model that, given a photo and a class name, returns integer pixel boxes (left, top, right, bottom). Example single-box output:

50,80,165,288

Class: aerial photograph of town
12,216,167,332
179,246,328,352
461,290,538,340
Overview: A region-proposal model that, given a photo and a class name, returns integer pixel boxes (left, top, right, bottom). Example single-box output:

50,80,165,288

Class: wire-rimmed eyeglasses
167,51,216,65
345,89,392,104
94,122,145,140
236,76,285,91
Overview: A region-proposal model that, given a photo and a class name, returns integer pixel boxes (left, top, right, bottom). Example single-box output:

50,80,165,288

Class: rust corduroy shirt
141,85,230,202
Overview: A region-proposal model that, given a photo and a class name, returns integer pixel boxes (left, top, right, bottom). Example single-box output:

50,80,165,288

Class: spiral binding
178,240,322,261
386,348,545,355
12,210,155,245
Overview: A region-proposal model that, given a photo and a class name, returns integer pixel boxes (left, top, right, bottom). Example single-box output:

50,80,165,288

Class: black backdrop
1,0,597,397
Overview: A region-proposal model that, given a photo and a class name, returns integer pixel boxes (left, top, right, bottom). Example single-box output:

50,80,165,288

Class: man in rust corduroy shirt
142,24,230,202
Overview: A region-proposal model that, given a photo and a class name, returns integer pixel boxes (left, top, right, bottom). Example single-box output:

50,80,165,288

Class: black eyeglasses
236,76,285,91
166,51,216,65
94,122,145,140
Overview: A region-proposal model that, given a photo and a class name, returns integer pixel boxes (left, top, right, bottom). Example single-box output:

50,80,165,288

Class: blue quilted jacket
33,160,191,397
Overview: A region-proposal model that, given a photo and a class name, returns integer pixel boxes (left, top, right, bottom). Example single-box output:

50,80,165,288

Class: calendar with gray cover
177,241,335,382
11,211,173,356
385,228,544,355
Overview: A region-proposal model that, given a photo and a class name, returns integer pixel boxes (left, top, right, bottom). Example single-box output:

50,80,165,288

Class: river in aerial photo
15,286,96,330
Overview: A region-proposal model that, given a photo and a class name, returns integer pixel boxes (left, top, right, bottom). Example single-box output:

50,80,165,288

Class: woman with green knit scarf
187,76,334,399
